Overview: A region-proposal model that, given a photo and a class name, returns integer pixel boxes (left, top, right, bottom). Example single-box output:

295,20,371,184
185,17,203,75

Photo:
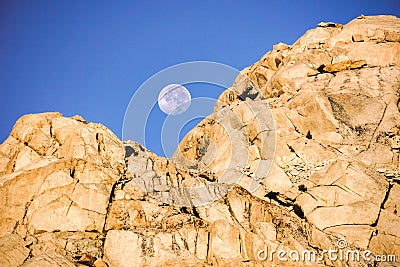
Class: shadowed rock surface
0,15,399,266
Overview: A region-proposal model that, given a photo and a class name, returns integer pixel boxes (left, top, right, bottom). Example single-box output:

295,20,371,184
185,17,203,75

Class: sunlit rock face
0,15,400,267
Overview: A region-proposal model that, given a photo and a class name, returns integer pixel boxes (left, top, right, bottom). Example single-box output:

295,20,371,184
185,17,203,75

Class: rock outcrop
0,15,399,266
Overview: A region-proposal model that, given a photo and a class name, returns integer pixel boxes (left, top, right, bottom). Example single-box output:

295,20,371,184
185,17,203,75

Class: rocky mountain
1,15,399,266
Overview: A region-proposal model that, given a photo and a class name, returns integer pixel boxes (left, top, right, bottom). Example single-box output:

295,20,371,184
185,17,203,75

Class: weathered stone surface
0,234,30,267
104,229,202,267
385,30,400,42
0,112,125,237
1,15,400,266
22,251,75,267
369,209,400,259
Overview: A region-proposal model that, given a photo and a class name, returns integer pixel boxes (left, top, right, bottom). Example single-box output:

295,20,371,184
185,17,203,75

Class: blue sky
1,1,399,156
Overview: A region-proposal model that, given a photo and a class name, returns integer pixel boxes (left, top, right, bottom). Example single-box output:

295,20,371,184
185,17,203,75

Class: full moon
158,84,191,115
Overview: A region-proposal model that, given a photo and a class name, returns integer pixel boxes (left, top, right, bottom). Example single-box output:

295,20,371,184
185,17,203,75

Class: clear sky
1,1,399,156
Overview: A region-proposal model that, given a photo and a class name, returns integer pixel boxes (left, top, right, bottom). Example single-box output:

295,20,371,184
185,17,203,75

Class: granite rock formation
0,15,400,266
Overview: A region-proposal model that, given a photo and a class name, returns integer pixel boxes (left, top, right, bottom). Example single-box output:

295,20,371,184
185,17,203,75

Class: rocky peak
1,15,400,266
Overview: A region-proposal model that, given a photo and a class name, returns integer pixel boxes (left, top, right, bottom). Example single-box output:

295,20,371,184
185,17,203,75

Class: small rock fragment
94,259,109,267
323,59,367,72
273,42,290,51
352,34,364,42
318,21,343,28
